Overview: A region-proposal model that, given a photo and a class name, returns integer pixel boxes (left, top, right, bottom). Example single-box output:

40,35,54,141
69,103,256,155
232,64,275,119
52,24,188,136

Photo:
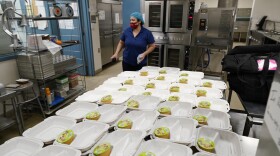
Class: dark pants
122,61,146,71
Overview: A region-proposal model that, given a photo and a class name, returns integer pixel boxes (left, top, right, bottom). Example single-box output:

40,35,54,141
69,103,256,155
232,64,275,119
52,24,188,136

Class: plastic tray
176,76,202,86
179,71,204,79
169,83,195,94
166,93,197,107
56,102,98,121
157,101,193,118
94,83,123,92
154,74,178,82
114,111,159,132
33,145,81,156
201,79,227,90
97,91,132,104
145,80,170,90
195,87,223,99
118,85,145,95
196,97,230,113
23,116,76,144
125,95,162,111
83,105,127,125
117,71,138,78
135,140,193,156
75,90,109,102
53,121,109,152
141,89,170,101
138,70,159,79
103,77,125,85
0,137,44,156
193,108,232,130
195,127,243,156
151,116,198,145
88,130,146,156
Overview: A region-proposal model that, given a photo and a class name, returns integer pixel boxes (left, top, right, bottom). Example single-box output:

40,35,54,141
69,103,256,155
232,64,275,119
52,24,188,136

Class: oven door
147,44,163,67
165,0,188,33
144,0,164,32
164,44,185,69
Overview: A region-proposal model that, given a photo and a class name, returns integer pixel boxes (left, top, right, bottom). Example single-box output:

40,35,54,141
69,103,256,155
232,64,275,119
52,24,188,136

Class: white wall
238,0,254,8
250,0,280,30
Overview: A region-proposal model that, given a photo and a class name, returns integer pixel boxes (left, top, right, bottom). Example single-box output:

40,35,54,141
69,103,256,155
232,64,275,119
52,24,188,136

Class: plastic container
22,116,76,144
179,71,204,79
125,95,161,111
176,76,202,86
157,101,193,118
154,74,178,82
68,74,79,88
151,116,198,145
118,85,145,95
145,80,170,90
87,130,146,156
196,97,230,113
55,101,98,121
83,105,127,125
56,82,69,92
33,145,81,156
166,93,197,107
75,90,108,102
135,140,193,156
195,87,223,99
0,137,44,156
117,71,138,78
195,127,243,156
114,111,159,132
169,83,196,94
97,91,133,104
193,108,232,130
55,76,69,84
141,89,170,101
159,67,180,75
123,77,150,86
201,79,227,90
138,70,159,79
53,121,109,152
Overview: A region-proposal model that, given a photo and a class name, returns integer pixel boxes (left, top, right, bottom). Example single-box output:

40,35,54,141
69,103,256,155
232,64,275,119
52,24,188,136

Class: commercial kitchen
0,0,279,156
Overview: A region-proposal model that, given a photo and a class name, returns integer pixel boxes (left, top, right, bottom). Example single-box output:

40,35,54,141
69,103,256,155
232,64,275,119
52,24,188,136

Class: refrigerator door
166,0,189,33
147,44,163,67
144,0,164,32
112,4,123,57
100,34,114,65
164,44,185,69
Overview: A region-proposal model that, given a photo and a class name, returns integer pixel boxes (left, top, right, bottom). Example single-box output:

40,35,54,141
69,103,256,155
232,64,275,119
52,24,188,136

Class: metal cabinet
147,44,163,66
164,45,185,69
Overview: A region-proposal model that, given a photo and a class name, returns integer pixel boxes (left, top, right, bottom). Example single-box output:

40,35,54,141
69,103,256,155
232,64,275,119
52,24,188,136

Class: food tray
145,80,170,90
23,116,76,144
118,85,145,95
138,70,159,79
94,83,123,92
196,97,230,113
195,127,243,156
169,83,195,94
53,121,109,152
176,76,202,86
179,71,204,79
103,77,126,85
151,116,198,145
88,130,146,156
122,77,149,86
125,95,162,111
0,137,43,156
56,102,98,121
193,108,232,130
154,74,178,82
141,89,170,101
157,101,193,118
75,90,109,103
114,111,159,132
194,87,223,99
83,105,127,125
33,145,81,156
166,93,197,107
117,71,138,78
135,140,193,156
201,79,227,90
97,91,132,104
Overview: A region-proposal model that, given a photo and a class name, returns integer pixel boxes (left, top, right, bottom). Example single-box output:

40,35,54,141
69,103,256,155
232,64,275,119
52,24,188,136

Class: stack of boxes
55,76,69,98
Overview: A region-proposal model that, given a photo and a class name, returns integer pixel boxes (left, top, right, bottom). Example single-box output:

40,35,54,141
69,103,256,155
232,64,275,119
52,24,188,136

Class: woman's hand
137,53,146,64
111,53,119,61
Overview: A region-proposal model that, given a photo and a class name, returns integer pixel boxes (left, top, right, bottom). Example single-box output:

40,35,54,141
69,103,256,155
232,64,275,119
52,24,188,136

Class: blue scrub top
121,26,155,66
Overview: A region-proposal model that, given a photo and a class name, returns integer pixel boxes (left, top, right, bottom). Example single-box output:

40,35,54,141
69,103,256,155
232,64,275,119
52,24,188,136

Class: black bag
222,45,280,104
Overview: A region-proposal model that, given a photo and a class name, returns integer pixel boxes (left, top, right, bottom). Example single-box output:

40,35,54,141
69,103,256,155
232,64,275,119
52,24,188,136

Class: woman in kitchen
111,12,156,71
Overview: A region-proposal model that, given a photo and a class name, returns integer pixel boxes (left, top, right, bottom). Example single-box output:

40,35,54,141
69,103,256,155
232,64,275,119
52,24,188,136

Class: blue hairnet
130,12,144,24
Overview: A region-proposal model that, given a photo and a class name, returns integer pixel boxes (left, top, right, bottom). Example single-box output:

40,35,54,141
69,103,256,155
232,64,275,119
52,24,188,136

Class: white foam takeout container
0,137,44,156
23,116,76,144
193,152,216,156
154,74,178,82
145,80,171,90
114,111,159,132
201,79,227,90
195,127,243,156
138,70,159,79
83,105,127,125
179,71,204,79
122,77,150,86
141,89,170,101
118,85,145,95
195,87,223,99
169,83,195,94
117,71,139,78
193,108,232,130
151,116,198,145
33,145,81,156
157,101,193,118
56,102,98,121
125,95,162,111
94,83,123,92
102,77,126,85
97,91,133,104
176,76,202,86
53,121,109,152
160,67,181,74
196,97,230,113
166,93,197,107
135,140,193,156
87,130,146,156
75,90,109,103
141,66,161,72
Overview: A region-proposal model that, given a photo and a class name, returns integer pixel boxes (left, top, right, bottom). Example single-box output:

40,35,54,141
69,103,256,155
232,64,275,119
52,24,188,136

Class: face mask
130,23,139,29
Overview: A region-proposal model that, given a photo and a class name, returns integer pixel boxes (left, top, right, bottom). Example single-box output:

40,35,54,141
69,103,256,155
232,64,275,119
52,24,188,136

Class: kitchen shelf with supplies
2,0,86,115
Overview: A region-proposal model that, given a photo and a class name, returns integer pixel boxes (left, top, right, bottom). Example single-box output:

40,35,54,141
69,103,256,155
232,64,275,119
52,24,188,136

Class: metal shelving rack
4,0,86,115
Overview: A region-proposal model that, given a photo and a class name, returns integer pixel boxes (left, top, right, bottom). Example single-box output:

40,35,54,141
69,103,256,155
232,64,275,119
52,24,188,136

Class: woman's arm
111,40,125,60
143,43,156,56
